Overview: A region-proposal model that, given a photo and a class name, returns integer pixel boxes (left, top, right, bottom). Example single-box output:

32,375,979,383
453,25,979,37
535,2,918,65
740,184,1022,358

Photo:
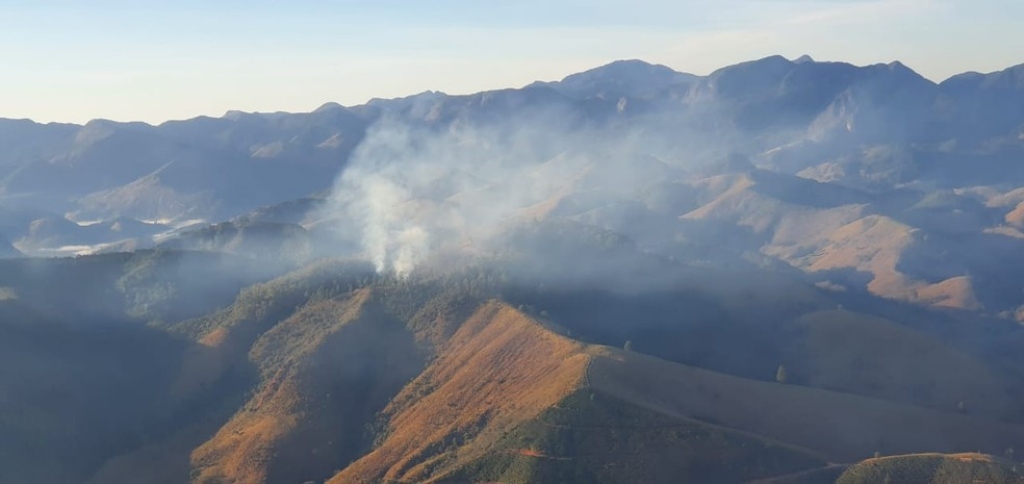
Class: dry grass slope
587,347,1024,463
914,276,981,310
191,287,424,484
443,389,826,484
837,453,1024,483
330,301,590,483
189,291,372,484
1006,201,1024,228
787,309,1012,418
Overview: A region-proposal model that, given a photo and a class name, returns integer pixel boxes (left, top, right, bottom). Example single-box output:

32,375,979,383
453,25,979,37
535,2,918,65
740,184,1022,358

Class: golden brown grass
330,301,590,483
914,276,981,310
327,298,1024,482
682,174,783,232
189,289,372,484
838,452,1024,484
806,215,918,297
1005,201,1024,228
864,452,994,464
678,174,965,310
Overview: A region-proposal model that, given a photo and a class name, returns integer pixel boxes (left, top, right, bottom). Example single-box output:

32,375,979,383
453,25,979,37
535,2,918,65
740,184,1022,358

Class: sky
1,0,1021,124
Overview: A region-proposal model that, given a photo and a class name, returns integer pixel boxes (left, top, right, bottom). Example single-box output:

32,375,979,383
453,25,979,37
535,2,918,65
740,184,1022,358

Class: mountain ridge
3,52,1024,484
8,56,1024,128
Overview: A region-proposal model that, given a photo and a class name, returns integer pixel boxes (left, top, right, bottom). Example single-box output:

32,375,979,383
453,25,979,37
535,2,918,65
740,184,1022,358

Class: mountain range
1,56,1024,483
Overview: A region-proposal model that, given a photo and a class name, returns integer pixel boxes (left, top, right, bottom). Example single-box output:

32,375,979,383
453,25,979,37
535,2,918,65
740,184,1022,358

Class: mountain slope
191,288,424,484
837,453,1024,484
783,310,1012,419
331,301,591,483
1,55,1024,484
589,349,1024,463
331,301,832,484
0,306,211,484
443,389,825,484
1,252,1023,483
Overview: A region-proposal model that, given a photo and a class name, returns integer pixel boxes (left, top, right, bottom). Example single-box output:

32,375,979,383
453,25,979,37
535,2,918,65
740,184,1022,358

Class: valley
1,55,1024,483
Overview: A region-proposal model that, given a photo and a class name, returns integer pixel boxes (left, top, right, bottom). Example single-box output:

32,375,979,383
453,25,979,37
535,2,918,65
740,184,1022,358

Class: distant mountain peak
560,59,689,81
538,58,695,99
880,60,926,78
850,60,932,86
74,119,121,144
886,60,911,71
754,55,795,66
313,102,345,112
794,54,815,64
941,62,1024,89
708,55,794,78
599,58,660,68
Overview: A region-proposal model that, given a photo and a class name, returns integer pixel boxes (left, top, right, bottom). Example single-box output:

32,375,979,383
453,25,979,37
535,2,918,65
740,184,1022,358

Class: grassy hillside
501,268,1024,425
783,309,1014,419
0,251,290,484
2,251,1023,484
444,390,825,484
330,301,591,483
190,288,424,484
502,271,832,384
0,305,211,484
165,263,499,484
588,348,1024,463
837,453,1024,484
331,301,832,484
0,249,281,324
158,219,313,263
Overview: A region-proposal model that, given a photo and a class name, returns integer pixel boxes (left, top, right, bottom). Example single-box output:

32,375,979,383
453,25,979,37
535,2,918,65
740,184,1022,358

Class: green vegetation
837,453,1024,484
446,390,824,484
0,313,196,484
0,249,281,325
190,288,427,484
2,248,1024,484
782,310,1014,420
161,219,313,263
588,348,1024,463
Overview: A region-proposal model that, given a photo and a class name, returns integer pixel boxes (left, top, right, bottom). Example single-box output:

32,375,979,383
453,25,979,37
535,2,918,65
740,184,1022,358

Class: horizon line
5,54,1021,127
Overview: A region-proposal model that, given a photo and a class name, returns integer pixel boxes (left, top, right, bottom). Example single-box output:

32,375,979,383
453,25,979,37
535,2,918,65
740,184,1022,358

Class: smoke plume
321,111,659,276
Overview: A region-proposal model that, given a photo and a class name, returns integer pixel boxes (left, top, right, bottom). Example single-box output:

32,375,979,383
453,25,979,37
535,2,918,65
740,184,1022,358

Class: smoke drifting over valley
3,56,1024,484
302,57,1024,319
322,113,652,276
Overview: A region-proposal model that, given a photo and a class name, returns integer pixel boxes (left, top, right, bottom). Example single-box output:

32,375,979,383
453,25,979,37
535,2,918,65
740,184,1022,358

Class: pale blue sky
1,0,1021,124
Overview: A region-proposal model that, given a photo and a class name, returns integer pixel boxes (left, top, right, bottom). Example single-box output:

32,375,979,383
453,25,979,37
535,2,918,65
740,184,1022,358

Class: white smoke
321,109,684,278
322,114,565,275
